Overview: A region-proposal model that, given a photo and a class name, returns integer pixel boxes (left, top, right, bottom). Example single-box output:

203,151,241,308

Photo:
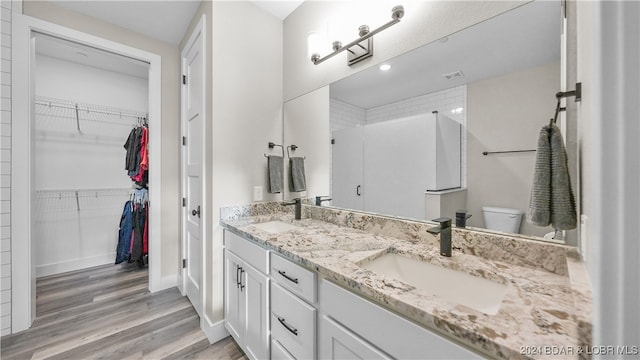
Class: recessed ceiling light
379,64,391,71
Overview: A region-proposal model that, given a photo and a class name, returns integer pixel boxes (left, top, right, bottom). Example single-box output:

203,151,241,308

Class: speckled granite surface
220,202,593,359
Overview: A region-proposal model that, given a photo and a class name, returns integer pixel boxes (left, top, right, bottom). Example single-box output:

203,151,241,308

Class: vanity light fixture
310,5,405,67
379,64,391,71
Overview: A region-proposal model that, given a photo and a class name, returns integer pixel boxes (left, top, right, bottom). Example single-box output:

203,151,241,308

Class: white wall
284,86,331,201
208,0,283,326
467,62,559,237
578,0,640,348
33,54,147,276
283,1,524,101
0,0,17,337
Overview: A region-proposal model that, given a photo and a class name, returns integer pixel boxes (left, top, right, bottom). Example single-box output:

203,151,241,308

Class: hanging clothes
115,201,134,264
124,124,149,188
117,119,149,267
115,189,149,266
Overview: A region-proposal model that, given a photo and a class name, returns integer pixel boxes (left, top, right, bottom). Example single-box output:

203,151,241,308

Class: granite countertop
220,203,592,359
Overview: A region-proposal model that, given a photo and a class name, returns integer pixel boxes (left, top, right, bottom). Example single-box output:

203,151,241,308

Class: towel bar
264,141,284,158
287,145,306,159
482,149,536,156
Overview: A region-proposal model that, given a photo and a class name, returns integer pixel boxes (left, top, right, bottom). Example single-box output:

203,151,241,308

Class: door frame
179,14,206,317
11,13,163,332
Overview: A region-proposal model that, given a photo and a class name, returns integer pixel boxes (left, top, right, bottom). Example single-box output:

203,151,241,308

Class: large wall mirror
285,0,575,244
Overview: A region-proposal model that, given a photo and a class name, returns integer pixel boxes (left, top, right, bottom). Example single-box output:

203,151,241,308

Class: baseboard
36,253,115,277
177,272,185,295
157,274,178,291
201,316,229,344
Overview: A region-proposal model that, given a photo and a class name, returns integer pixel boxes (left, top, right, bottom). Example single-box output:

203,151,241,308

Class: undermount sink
360,253,508,315
252,221,299,234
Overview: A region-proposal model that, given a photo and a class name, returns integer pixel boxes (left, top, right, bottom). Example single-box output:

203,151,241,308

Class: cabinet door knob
192,205,201,218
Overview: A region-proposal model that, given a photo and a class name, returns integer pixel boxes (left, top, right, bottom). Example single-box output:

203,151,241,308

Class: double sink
251,221,509,315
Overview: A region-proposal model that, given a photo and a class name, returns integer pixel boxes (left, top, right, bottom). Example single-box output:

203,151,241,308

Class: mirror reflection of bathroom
323,0,572,243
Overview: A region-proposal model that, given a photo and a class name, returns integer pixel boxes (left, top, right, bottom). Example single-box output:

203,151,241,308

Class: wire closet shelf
35,95,148,132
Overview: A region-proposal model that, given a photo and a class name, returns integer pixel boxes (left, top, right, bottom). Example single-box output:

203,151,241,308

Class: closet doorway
11,14,163,332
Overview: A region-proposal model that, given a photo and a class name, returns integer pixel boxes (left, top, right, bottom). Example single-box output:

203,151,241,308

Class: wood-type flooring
1,263,247,360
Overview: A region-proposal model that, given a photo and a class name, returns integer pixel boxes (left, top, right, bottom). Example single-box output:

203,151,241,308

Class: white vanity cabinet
319,279,482,360
319,315,391,360
224,228,483,360
270,253,318,360
224,230,270,360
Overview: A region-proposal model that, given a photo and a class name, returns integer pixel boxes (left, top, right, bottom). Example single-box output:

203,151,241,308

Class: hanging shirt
139,126,149,171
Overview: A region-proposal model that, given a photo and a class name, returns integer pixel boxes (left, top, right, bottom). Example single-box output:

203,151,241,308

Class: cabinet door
224,250,243,342
319,315,391,360
243,263,270,360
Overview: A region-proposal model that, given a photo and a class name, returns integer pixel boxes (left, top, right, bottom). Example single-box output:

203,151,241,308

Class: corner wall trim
201,317,229,344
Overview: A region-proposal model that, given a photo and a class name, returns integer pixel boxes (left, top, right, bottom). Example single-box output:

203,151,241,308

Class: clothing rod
482,149,536,156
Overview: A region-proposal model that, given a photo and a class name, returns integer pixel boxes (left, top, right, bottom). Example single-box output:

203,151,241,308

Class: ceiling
35,32,150,79
330,0,562,109
50,0,202,45
49,1,301,46
37,1,302,78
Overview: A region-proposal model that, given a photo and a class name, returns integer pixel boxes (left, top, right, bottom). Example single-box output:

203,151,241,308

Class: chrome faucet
427,217,452,257
282,198,302,220
315,196,332,206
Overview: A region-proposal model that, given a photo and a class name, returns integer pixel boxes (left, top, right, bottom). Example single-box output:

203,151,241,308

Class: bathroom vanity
220,202,592,359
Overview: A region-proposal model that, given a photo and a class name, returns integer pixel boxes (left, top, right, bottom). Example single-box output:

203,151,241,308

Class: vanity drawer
271,282,316,360
224,230,269,274
271,252,316,303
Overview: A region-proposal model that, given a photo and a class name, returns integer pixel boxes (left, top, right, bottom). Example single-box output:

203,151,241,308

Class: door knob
192,205,200,218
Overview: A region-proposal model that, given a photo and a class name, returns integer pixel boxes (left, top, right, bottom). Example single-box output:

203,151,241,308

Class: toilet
482,206,523,233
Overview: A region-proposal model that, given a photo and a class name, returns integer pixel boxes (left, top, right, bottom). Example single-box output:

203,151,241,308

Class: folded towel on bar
267,155,283,194
527,124,576,230
289,157,307,192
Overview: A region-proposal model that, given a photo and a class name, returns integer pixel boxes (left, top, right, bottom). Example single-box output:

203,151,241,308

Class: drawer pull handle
277,317,298,336
236,265,242,288
278,270,299,284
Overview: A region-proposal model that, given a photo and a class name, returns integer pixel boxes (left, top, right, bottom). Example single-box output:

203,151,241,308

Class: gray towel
527,124,576,230
289,157,306,192
267,155,283,194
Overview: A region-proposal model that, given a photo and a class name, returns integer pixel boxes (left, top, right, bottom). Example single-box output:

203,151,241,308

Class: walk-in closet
33,33,150,286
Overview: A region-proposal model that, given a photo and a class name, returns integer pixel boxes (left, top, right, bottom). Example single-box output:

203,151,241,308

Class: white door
331,126,364,210
181,17,205,316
